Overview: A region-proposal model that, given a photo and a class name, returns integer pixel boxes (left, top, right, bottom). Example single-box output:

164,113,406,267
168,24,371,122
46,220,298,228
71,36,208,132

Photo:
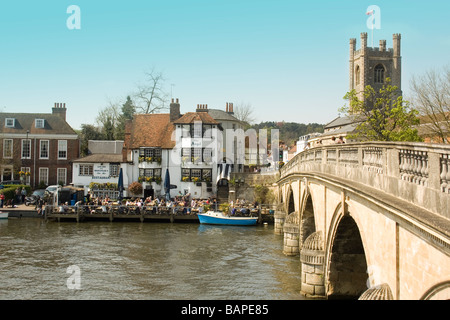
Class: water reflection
0,219,304,300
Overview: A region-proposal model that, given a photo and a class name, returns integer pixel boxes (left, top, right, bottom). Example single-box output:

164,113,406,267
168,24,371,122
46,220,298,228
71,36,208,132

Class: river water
0,219,305,300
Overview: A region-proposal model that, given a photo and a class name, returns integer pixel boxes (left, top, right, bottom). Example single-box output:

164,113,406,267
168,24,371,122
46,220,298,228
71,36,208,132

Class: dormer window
5,118,15,128
35,119,45,128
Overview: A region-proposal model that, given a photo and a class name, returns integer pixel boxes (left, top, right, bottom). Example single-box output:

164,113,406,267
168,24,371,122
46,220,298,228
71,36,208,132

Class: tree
116,96,136,140
96,102,121,140
340,78,422,142
410,66,450,143
134,68,169,114
79,124,104,157
233,102,256,127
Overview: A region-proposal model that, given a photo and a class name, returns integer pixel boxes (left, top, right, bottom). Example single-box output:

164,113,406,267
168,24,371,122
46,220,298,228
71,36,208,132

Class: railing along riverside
279,142,450,220
44,204,262,217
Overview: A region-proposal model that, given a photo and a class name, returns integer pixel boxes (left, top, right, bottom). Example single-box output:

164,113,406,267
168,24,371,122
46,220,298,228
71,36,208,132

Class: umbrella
118,167,124,201
164,168,170,201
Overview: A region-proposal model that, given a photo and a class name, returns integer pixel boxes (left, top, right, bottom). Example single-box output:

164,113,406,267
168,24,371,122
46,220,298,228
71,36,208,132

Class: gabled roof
73,153,123,163
324,116,356,129
173,112,219,125
0,112,77,135
126,114,175,149
206,109,241,122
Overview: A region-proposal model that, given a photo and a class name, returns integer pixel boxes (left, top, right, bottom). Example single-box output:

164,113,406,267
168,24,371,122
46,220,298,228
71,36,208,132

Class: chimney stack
52,102,67,121
227,102,234,114
170,98,181,122
196,104,208,112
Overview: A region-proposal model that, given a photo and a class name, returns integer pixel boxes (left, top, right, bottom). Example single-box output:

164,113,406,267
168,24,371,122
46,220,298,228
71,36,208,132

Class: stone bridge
275,141,450,300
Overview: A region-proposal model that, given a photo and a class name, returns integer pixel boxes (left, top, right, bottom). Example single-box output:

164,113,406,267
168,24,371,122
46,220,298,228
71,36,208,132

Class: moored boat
0,211,9,219
198,210,258,226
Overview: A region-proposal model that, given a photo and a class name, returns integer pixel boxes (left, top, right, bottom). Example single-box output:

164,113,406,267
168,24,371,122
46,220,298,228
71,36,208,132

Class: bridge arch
326,203,368,299
299,186,316,248
287,186,295,215
420,281,450,300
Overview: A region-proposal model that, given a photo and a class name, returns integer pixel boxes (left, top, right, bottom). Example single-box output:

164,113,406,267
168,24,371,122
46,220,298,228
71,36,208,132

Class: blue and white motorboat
0,211,9,219
198,210,258,226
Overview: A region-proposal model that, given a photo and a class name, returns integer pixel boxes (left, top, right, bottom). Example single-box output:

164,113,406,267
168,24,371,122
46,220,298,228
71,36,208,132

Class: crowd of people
61,193,218,215
52,192,261,217
303,136,346,151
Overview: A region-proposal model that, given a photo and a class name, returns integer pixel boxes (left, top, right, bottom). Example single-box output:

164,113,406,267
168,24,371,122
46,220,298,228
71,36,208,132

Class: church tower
349,33,402,100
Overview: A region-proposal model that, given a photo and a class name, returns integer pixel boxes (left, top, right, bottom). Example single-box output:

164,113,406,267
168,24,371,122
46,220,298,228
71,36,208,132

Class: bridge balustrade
280,141,450,220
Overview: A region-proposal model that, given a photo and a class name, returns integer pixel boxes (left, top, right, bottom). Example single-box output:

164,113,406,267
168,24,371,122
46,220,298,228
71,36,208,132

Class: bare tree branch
410,66,450,143
233,101,256,126
133,68,169,114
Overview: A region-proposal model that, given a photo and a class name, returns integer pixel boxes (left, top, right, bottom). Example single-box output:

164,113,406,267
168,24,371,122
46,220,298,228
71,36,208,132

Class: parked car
45,185,60,194
25,189,46,206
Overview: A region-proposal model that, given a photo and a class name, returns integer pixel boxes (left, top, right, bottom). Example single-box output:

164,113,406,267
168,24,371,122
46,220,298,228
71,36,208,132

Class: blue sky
1,0,449,130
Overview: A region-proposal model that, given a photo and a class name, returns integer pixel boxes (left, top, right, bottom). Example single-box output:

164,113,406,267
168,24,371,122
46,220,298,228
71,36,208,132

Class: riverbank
2,203,275,224
1,203,41,218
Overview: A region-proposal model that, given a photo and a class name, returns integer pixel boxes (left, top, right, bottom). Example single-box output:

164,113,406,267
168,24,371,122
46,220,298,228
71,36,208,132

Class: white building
122,99,222,200
72,140,126,199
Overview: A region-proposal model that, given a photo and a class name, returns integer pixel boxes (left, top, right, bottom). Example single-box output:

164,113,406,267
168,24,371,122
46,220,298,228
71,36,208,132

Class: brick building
0,103,79,188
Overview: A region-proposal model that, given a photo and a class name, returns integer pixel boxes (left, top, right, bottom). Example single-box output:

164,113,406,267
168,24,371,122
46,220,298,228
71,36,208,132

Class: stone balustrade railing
280,141,450,220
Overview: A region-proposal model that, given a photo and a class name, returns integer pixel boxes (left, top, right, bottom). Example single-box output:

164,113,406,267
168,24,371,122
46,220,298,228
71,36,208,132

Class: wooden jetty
43,205,273,224
44,205,200,223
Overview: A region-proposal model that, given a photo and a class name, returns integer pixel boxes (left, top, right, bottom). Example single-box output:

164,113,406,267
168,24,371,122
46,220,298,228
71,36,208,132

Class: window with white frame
58,140,67,159
5,118,15,128
109,164,120,177
35,119,45,128
79,164,93,176
22,139,31,159
39,168,49,186
57,168,67,185
203,148,212,163
3,139,13,158
40,140,49,159
192,148,202,163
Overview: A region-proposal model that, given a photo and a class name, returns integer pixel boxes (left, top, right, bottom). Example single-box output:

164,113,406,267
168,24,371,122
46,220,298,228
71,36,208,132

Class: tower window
374,64,385,84
355,65,360,85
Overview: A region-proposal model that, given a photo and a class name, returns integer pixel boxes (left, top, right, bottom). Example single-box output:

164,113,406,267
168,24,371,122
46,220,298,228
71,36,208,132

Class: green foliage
251,121,324,146
116,96,136,140
79,96,136,156
79,124,104,157
253,184,275,204
1,185,31,200
340,78,422,142
219,202,230,214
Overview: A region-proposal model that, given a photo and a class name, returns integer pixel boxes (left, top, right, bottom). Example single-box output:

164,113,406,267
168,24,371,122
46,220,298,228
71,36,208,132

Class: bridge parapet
280,141,450,220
